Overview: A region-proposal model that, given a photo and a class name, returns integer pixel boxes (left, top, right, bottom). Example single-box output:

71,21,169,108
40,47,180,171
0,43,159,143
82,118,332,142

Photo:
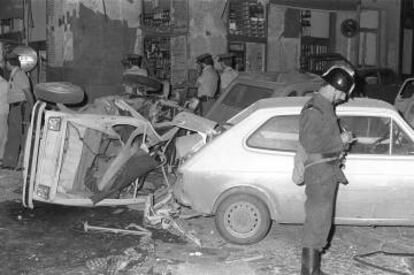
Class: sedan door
337,114,414,225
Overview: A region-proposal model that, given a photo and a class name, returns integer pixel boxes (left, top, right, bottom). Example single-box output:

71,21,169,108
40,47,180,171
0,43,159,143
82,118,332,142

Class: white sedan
173,97,414,244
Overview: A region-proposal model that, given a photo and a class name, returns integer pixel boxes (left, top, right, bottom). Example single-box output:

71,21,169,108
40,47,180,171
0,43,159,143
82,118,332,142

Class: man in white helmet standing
298,65,356,275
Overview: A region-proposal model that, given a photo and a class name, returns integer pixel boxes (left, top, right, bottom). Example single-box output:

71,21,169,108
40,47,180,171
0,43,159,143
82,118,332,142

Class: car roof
258,96,394,109
230,96,396,123
232,72,322,90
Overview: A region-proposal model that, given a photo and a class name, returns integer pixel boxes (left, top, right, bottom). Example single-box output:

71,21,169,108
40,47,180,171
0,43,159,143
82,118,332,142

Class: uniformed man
195,53,219,115
217,53,238,91
122,54,148,95
2,51,33,170
299,65,355,275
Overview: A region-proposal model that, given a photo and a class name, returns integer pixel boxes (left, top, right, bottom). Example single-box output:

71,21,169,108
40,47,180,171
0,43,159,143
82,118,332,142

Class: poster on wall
245,42,265,72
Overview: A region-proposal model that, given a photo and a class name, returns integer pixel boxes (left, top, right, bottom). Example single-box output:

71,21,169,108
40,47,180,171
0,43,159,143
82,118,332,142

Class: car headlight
47,117,61,131
36,185,50,200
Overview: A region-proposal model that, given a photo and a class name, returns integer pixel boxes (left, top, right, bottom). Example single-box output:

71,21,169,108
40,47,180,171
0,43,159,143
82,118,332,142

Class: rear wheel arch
212,186,279,220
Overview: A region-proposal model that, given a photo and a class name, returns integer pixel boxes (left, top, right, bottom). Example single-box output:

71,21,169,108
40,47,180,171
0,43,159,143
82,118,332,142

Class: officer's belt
198,96,215,102
305,152,341,168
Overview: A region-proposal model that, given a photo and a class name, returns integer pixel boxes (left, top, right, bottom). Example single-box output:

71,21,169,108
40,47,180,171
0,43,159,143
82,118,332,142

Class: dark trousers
3,102,28,168
197,96,215,116
302,163,339,251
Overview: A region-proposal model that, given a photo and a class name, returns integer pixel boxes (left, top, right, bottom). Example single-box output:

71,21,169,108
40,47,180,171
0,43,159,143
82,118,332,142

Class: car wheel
215,193,271,244
34,82,85,105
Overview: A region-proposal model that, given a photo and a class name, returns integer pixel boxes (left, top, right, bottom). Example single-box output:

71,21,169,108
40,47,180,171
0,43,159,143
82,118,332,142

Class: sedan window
390,122,414,155
247,115,299,151
340,116,391,154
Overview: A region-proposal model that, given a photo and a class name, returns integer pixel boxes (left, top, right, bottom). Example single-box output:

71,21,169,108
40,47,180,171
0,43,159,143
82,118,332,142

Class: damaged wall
266,5,300,72
46,0,142,102
187,0,227,69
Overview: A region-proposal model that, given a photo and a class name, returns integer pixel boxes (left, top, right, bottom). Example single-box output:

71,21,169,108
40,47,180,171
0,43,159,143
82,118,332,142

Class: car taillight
47,117,61,131
36,185,50,200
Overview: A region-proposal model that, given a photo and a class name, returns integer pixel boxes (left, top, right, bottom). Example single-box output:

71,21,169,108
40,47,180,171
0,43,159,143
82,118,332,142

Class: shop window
227,0,268,72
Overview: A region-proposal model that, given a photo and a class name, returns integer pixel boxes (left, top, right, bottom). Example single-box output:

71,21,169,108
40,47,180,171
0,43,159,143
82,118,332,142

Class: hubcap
223,201,261,238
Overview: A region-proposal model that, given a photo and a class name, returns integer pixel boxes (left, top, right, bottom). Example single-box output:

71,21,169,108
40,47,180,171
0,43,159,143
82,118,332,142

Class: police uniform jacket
196,65,218,98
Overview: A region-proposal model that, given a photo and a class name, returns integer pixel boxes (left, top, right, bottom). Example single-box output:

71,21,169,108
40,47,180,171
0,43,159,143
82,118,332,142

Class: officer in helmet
298,65,355,275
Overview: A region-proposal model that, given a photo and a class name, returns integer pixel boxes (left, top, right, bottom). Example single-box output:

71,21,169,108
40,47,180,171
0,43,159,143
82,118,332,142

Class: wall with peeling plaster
187,0,227,69
267,5,301,72
43,0,400,102
47,0,142,101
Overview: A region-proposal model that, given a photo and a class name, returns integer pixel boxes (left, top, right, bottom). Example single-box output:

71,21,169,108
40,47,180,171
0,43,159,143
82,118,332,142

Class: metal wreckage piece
144,189,202,247
83,221,152,237
76,97,216,246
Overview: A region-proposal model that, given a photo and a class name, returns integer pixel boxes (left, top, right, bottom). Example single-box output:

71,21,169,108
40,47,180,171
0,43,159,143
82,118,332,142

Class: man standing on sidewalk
299,65,356,275
2,52,33,170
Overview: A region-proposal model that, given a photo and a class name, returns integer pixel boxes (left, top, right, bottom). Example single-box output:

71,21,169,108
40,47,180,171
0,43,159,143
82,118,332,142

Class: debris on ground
83,221,152,237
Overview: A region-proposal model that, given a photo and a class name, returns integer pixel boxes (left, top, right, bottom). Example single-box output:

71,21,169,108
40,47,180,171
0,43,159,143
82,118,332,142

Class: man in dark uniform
299,65,356,275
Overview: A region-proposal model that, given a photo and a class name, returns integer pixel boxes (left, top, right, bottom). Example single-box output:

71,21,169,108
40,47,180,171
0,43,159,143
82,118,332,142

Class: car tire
215,193,271,245
34,82,85,105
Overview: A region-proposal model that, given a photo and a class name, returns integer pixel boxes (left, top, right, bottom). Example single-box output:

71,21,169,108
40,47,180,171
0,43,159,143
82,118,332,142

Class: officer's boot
301,247,328,275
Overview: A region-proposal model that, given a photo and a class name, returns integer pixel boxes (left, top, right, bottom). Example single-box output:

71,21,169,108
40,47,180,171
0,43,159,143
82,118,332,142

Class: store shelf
227,34,266,43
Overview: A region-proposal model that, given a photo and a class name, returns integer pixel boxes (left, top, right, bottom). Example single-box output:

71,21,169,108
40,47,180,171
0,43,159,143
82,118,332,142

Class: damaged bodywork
23,82,217,210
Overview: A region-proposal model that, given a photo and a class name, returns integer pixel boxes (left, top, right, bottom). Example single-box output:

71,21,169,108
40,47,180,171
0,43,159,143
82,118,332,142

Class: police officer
121,54,149,96
299,65,355,275
217,53,238,91
2,51,33,170
195,53,219,115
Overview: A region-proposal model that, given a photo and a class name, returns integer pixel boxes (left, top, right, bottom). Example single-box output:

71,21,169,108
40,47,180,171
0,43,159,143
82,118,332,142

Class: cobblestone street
1,169,414,275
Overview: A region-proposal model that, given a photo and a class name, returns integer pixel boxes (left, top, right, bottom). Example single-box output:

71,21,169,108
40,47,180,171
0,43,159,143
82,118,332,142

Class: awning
0,0,23,19
270,0,360,11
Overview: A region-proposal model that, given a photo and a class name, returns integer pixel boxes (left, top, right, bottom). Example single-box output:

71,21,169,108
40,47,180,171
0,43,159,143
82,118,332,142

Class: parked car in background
394,77,414,126
357,67,401,104
304,52,355,75
174,97,414,244
205,72,323,124
305,53,402,102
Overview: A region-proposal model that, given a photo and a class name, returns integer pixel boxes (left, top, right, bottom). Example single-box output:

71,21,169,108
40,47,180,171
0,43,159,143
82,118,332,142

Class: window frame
245,114,300,152
339,113,414,156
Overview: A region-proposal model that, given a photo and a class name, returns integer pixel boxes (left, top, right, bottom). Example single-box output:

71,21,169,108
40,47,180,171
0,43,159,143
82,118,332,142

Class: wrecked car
174,97,414,244
23,81,216,209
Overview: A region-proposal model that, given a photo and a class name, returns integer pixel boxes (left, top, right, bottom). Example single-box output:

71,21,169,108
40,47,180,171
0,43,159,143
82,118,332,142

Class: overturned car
23,81,217,209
